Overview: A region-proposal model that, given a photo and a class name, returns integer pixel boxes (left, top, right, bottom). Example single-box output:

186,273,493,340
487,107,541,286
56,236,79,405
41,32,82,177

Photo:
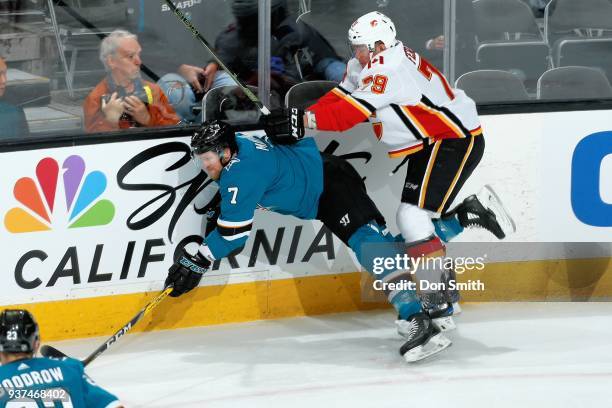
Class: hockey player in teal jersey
165,120,451,362
0,309,123,408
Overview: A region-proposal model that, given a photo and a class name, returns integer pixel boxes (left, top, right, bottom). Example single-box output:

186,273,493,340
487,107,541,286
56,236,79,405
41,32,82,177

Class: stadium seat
202,85,261,122
455,70,530,103
473,0,550,89
537,66,612,99
285,80,337,109
544,0,612,82
544,0,612,45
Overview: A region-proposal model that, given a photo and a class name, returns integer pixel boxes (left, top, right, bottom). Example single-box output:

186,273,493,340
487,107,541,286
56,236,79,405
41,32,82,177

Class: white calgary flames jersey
335,41,482,157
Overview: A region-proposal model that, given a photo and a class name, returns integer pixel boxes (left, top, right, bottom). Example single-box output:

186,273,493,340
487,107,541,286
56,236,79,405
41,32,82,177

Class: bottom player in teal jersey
165,120,460,362
0,309,123,408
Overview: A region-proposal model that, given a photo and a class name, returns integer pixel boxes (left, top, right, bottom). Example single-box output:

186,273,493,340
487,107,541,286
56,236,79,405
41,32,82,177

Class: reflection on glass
2,0,612,139
83,30,180,133
211,0,345,103
202,85,261,123
0,55,30,138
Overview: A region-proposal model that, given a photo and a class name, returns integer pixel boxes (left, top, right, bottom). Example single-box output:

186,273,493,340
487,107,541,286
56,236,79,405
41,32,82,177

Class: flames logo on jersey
4,155,115,233
370,20,379,27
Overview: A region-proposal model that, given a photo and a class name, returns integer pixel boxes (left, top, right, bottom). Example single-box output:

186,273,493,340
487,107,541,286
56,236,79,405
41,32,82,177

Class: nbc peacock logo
4,155,115,233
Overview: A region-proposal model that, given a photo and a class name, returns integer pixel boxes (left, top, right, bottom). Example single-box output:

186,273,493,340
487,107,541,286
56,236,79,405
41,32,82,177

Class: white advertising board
1,108,611,305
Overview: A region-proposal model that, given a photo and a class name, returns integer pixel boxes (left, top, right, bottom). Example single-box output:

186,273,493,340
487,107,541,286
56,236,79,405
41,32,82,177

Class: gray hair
99,30,138,70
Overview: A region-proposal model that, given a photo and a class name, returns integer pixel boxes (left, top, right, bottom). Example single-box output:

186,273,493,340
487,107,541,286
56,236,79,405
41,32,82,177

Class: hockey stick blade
161,0,271,115
40,345,70,360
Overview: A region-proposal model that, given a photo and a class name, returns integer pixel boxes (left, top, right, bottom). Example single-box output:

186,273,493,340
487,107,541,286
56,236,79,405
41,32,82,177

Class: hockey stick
40,285,173,365
160,0,271,115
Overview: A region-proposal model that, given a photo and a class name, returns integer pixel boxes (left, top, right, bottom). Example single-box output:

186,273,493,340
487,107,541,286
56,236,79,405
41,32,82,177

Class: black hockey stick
40,285,174,365
160,0,271,115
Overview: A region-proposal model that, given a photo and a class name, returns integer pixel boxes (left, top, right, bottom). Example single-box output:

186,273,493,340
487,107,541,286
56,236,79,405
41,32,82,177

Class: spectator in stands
0,56,30,138
201,0,346,99
83,30,180,133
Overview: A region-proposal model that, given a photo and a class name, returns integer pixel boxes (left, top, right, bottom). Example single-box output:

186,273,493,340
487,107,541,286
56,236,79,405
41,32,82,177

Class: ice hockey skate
410,267,460,333
442,266,462,316
421,300,457,332
396,312,452,362
456,185,516,239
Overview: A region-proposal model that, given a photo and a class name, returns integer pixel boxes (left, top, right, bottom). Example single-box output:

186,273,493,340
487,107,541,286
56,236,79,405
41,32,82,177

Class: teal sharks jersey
0,356,120,408
205,133,324,259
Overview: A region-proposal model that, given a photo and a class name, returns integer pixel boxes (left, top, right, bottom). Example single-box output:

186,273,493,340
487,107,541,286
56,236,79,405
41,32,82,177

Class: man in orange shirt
83,30,180,133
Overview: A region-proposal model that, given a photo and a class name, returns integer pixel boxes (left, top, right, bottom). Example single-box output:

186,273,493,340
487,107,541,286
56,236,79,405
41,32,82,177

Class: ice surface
43,303,612,407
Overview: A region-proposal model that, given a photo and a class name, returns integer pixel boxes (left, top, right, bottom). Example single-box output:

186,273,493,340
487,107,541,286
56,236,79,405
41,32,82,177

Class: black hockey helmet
0,309,40,354
231,0,287,17
191,120,238,158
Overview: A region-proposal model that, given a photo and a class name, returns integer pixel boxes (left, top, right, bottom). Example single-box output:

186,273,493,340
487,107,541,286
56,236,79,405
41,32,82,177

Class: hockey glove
262,107,305,144
165,249,211,297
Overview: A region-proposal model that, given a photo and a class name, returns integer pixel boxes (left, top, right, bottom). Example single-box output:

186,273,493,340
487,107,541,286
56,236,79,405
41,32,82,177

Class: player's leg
431,135,516,242
395,202,457,330
316,154,422,319
316,153,422,319
399,138,480,326
437,184,517,241
316,153,451,362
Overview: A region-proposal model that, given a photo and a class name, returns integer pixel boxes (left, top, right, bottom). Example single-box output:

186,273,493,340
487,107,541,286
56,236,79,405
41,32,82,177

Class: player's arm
305,63,418,132
165,165,264,297
262,58,362,144
204,171,263,259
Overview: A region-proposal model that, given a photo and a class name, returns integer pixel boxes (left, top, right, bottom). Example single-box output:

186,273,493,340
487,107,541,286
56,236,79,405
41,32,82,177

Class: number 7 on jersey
228,187,238,204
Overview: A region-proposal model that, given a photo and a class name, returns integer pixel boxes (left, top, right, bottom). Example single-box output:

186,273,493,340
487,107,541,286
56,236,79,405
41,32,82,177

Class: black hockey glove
165,249,211,297
262,107,305,144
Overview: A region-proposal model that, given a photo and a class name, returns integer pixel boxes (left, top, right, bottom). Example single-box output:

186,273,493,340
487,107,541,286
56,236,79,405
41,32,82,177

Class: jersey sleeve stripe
217,218,254,227
388,143,424,158
217,223,253,237
339,94,373,117
418,140,442,208
337,84,351,95
222,230,251,241
332,86,349,98
436,134,476,213
352,96,376,114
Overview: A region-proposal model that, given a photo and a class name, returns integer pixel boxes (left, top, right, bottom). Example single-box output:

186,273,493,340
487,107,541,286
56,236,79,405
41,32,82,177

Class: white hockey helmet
348,11,397,52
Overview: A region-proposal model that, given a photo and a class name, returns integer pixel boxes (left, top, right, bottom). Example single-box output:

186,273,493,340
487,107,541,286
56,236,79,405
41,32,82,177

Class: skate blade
479,185,517,238
452,302,462,315
432,315,456,332
402,333,452,363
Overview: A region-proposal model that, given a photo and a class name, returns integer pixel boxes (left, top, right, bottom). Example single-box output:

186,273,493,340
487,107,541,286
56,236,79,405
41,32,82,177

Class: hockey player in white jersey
274,11,516,360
